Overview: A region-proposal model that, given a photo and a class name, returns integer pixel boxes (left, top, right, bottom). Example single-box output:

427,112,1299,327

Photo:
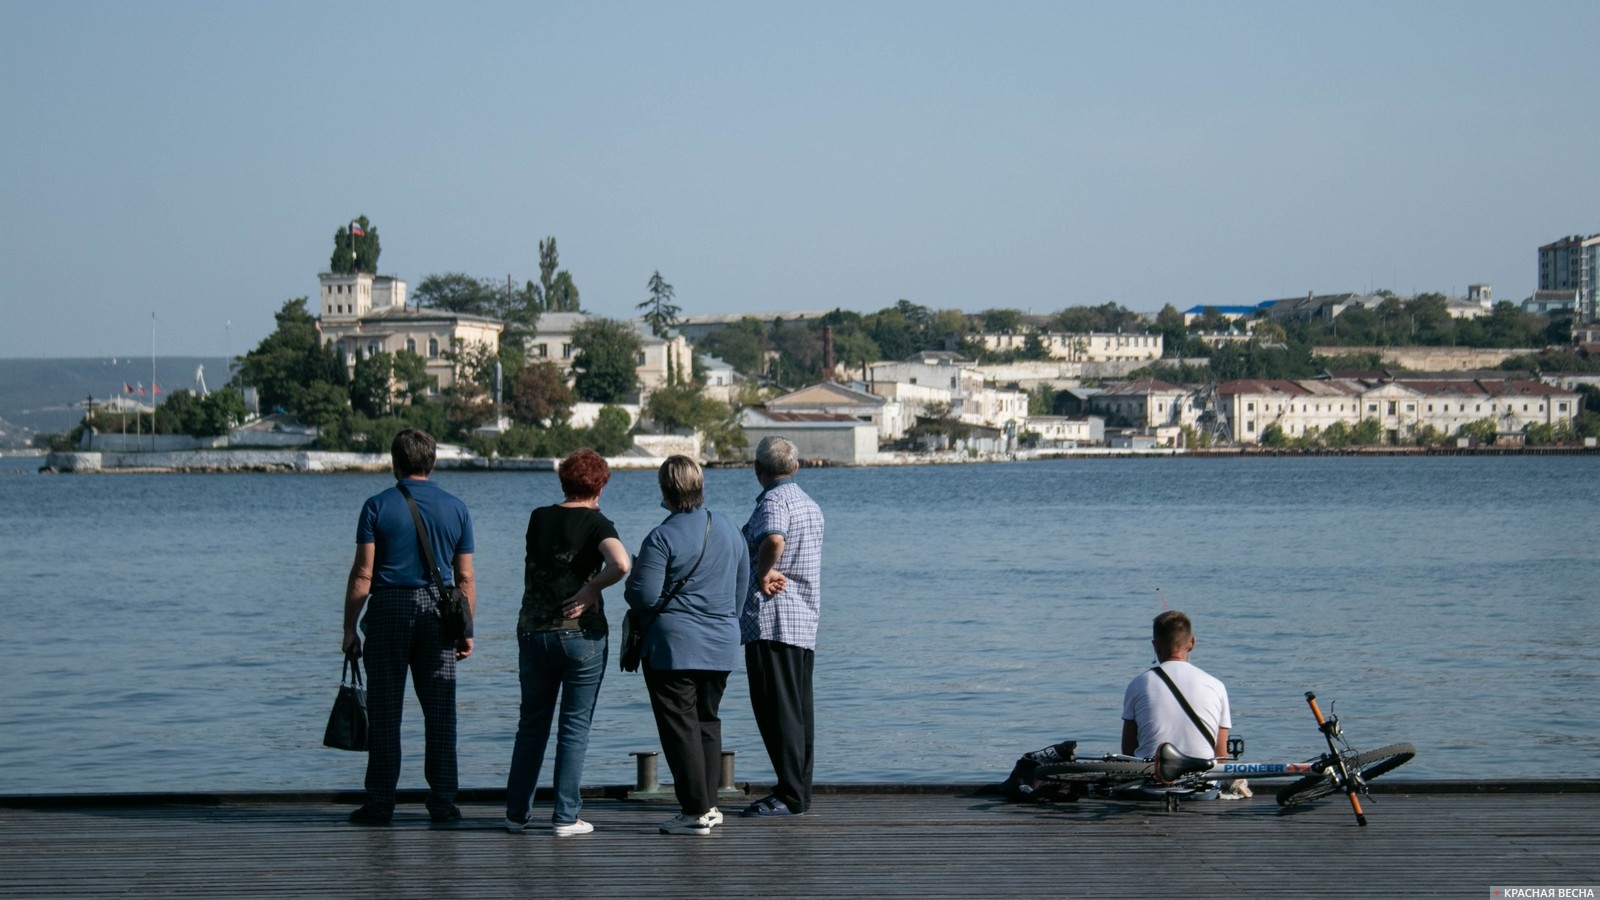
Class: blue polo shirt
357,478,475,589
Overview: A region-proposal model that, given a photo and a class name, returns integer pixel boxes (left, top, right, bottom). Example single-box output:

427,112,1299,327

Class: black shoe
429,805,463,824
348,806,392,826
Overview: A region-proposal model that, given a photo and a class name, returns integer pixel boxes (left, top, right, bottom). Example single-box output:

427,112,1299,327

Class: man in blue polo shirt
740,436,825,818
341,428,476,826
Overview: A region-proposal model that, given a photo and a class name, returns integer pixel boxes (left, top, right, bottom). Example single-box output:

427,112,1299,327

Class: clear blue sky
2,0,1596,357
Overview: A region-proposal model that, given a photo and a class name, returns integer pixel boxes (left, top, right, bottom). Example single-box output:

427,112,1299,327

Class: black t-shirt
519,504,620,633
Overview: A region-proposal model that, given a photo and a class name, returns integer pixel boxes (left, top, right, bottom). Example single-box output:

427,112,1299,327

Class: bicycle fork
1306,692,1368,827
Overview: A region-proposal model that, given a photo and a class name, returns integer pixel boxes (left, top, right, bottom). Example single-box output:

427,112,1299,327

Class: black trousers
360,587,458,817
643,666,728,816
745,639,814,812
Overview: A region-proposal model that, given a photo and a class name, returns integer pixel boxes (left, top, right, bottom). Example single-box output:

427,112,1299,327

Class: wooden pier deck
3,785,1598,898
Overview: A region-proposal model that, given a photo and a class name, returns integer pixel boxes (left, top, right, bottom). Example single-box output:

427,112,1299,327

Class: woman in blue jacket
625,455,750,835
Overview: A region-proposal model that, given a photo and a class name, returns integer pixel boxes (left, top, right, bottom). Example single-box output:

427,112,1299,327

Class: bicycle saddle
1153,742,1215,784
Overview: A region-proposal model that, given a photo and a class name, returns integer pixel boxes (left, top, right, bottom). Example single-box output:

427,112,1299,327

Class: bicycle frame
1036,691,1412,826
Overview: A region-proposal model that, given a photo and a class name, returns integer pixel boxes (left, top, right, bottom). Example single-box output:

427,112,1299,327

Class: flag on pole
136,383,146,396
350,223,365,237
152,383,163,395
124,383,134,394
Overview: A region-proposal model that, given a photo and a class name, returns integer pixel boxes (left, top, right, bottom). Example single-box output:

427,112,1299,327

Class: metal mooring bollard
630,751,660,793
717,750,743,799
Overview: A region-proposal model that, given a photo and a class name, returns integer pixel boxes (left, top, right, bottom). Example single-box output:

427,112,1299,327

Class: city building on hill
1523,289,1579,315
1217,377,1581,445
522,311,693,395
1538,234,1599,321
971,330,1163,363
1087,378,1193,429
736,408,879,465
316,271,501,392
1023,414,1105,448
1180,304,1272,326
675,310,831,342
762,381,902,441
1263,292,1368,322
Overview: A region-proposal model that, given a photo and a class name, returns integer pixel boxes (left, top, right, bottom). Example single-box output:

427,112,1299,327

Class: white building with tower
315,270,502,392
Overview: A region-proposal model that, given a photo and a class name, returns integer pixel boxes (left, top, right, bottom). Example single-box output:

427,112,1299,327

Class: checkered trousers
741,481,825,649
359,586,458,815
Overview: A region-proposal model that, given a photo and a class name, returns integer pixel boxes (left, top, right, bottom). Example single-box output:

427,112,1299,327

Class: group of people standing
339,429,823,836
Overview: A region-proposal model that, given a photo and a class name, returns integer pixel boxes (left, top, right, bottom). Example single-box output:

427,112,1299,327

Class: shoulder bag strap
396,482,451,603
1151,664,1217,750
649,510,713,614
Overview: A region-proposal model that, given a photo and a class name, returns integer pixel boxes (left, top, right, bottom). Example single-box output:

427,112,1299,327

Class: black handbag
397,482,473,643
322,656,368,752
621,510,711,673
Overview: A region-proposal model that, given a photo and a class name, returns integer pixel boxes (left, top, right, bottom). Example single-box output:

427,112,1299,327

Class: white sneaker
659,812,712,835
553,819,594,836
705,807,724,827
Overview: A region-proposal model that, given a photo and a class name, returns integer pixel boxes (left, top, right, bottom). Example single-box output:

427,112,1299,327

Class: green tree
350,351,396,418
1259,423,1289,447
638,271,681,338
330,216,381,274
1027,384,1055,415
696,317,767,376
571,317,641,403
509,361,574,426
391,350,433,403
528,237,583,312
768,317,823,388
1350,418,1384,445
1457,417,1497,444
413,273,503,317
585,405,633,455
237,298,348,414
981,308,1023,332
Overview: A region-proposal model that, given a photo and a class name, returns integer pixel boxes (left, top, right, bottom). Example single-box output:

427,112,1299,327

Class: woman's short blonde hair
658,455,704,512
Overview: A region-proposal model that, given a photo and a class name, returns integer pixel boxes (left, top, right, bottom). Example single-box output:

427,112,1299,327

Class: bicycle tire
1275,742,1416,807
1035,759,1153,784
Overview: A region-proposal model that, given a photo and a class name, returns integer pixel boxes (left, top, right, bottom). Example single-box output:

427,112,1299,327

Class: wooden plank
1,792,1597,898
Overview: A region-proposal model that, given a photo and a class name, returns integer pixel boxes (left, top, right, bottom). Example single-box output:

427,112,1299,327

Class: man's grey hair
755,436,800,477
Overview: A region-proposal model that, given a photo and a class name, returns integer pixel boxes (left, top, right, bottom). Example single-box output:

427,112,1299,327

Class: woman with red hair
504,448,630,836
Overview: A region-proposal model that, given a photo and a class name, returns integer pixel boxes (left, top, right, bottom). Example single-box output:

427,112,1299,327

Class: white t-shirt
1121,660,1232,759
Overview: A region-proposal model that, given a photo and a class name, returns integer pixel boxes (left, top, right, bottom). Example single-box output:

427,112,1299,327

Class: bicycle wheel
1275,743,1416,807
1035,759,1153,784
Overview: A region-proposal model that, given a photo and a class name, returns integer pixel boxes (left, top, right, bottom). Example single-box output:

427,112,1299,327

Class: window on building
1559,402,1569,412
535,344,548,358
1405,404,1414,412
1247,421,1255,432
1246,402,1255,412
562,343,573,359
1367,403,1377,413
335,340,345,357
1387,401,1396,415
406,338,416,354
428,338,439,358
636,352,646,366
367,342,379,356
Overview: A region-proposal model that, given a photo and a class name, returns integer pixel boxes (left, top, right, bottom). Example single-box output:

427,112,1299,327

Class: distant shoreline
29,443,1599,474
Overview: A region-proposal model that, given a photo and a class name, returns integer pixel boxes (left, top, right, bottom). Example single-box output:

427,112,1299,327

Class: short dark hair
1152,610,1193,657
558,448,611,499
658,455,704,512
391,427,437,478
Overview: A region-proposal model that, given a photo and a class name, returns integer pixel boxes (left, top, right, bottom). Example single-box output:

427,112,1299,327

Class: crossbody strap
649,510,713,614
1151,664,1217,750
396,482,451,604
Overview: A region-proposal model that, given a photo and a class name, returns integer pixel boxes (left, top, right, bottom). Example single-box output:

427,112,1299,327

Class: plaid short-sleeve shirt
740,478,824,649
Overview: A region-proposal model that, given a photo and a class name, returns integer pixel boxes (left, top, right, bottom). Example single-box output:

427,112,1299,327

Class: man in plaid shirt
739,436,825,817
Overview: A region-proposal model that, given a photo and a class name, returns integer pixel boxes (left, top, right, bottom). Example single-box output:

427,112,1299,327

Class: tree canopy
638,270,681,338
571,317,642,403
330,215,381,274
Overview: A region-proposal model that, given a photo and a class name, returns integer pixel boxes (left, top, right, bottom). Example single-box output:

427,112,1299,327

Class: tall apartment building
1538,234,1600,321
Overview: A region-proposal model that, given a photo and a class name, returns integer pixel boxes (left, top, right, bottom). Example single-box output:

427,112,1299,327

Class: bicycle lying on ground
1034,692,1415,826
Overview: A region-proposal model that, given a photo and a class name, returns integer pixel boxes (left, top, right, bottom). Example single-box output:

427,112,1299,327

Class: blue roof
1182,305,1261,315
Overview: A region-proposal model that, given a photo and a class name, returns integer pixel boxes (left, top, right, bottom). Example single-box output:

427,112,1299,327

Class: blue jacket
624,507,749,671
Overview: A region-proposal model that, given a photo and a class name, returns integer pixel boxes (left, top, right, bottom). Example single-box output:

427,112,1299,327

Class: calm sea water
1,455,1595,794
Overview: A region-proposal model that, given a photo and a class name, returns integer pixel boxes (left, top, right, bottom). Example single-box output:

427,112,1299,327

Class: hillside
0,357,231,435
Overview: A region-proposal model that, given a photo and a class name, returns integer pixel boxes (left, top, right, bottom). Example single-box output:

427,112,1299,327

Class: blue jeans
505,629,607,825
